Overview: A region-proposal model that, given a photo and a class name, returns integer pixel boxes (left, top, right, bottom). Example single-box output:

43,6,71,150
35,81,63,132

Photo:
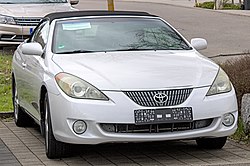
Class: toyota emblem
153,93,168,104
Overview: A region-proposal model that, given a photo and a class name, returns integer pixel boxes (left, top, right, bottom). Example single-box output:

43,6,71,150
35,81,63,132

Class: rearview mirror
21,43,43,56
70,0,79,5
191,38,207,51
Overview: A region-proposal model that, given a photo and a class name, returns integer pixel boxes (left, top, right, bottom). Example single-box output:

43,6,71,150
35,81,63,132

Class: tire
13,81,31,127
196,136,227,149
44,93,70,159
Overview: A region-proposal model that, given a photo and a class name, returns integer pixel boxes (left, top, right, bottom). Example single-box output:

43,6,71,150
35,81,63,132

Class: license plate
30,28,33,34
134,107,193,125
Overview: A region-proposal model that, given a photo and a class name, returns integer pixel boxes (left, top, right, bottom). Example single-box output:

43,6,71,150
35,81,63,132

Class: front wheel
44,93,70,159
196,136,227,149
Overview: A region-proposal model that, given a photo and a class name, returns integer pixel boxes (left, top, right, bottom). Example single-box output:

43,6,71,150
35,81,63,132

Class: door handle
22,62,27,68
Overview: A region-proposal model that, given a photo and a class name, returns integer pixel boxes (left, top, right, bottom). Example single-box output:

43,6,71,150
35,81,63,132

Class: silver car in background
12,11,238,159
0,0,79,47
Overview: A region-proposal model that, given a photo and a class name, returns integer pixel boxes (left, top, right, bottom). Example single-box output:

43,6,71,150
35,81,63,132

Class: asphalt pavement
123,0,250,18
77,0,250,62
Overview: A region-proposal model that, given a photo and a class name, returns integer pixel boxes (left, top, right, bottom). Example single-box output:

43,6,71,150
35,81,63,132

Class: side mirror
21,43,43,56
70,0,79,5
191,38,207,51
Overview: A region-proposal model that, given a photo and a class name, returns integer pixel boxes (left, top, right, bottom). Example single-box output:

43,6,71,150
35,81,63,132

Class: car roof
45,10,158,23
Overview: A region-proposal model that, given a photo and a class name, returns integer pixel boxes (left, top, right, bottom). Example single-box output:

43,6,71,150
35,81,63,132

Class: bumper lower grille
0,34,29,42
100,119,213,133
14,17,41,26
124,88,192,107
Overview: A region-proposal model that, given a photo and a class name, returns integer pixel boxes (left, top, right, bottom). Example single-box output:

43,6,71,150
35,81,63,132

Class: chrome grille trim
14,17,42,26
124,88,192,107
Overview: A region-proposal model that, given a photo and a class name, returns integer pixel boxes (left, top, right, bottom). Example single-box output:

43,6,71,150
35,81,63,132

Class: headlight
206,68,232,96
55,73,108,100
0,15,16,25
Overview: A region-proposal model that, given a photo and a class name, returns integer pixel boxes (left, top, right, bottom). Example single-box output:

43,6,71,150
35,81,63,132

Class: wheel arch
40,85,48,123
11,73,15,104
11,72,16,94
39,84,49,137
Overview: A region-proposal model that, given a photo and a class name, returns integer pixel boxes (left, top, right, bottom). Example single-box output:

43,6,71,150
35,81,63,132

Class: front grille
100,119,213,133
0,34,30,42
124,88,192,107
14,17,41,26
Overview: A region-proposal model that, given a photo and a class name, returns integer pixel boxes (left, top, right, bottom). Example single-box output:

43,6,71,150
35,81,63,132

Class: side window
31,21,49,49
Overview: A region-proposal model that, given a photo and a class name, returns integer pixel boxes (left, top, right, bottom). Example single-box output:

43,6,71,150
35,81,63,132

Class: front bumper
0,23,34,45
48,86,238,144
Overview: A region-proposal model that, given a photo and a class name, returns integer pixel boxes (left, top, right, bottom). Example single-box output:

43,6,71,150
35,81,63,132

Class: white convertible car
12,11,238,159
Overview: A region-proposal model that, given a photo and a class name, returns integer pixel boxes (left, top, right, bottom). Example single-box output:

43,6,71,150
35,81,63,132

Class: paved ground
0,137,20,166
0,119,250,166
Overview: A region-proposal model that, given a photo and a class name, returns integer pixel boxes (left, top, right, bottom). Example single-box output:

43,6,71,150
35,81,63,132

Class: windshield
53,17,191,54
0,0,67,4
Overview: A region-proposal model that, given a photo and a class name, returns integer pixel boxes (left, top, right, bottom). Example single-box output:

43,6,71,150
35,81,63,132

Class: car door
18,20,50,121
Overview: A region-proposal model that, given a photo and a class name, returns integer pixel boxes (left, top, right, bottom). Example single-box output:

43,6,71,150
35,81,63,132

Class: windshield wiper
166,47,193,50
105,48,156,52
0,2,14,4
56,50,95,54
106,47,193,52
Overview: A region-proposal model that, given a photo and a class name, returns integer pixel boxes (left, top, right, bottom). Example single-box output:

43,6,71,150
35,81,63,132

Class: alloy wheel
45,100,49,153
14,85,19,122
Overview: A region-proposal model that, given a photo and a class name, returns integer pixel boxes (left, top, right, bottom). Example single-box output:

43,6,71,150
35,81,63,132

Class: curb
0,112,13,119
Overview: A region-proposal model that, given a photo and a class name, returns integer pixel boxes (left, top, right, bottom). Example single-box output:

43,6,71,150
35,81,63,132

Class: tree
107,0,115,11
214,0,224,9
195,0,199,6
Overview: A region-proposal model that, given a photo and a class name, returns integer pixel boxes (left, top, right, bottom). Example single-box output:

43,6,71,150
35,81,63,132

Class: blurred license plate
30,28,33,34
134,107,193,125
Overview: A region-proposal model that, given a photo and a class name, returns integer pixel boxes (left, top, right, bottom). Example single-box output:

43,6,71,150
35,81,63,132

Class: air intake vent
100,119,213,133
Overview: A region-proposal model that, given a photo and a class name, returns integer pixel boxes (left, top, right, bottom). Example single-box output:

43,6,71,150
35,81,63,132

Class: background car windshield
53,18,191,54
0,0,67,4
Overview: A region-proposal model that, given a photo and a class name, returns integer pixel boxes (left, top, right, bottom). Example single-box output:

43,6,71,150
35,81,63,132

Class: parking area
0,119,249,166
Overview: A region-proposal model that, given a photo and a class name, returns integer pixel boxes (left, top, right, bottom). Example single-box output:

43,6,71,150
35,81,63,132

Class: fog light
222,113,235,127
73,120,87,134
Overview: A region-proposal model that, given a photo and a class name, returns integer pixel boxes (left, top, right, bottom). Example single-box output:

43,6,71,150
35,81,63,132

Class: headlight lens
206,68,232,96
55,73,108,100
0,15,16,25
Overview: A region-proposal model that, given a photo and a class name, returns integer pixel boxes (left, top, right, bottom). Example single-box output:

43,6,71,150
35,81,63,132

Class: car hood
0,3,75,17
52,51,219,91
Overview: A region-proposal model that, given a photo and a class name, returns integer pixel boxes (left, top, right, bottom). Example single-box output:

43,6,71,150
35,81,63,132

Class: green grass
223,3,241,10
230,118,249,144
0,55,13,112
196,1,241,10
196,1,214,9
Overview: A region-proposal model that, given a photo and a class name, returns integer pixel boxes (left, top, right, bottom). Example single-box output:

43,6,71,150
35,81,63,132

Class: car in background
0,0,79,47
12,11,238,159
